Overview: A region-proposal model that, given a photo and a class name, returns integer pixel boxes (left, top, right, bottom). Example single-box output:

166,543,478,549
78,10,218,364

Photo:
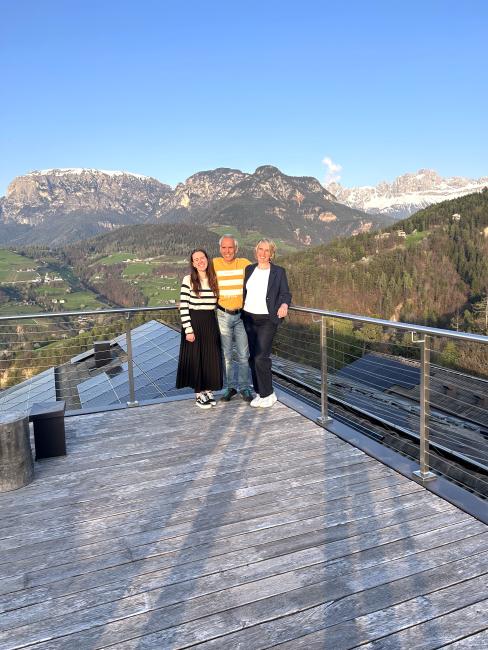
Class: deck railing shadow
132,404,267,648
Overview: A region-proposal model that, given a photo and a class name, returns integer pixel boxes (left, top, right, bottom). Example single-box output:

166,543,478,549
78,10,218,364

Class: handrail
0,305,177,322
289,305,488,345
3,303,487,345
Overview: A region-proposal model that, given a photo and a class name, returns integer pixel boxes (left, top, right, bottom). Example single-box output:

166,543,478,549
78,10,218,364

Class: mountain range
328,169,488,220
0,166,389,247
2,165,486,248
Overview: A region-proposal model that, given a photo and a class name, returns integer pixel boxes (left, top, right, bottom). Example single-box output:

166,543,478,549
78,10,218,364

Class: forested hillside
64,223,221,262
282,189,488,331
60,224,221,308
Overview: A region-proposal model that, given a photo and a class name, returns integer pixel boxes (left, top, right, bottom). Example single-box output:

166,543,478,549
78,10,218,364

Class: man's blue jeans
216,310,251,391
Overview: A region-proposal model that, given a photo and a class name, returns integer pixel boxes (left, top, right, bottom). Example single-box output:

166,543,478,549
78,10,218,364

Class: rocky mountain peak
254,165,281,177
159,168,249,214
2,168,171,229
328,169,488,220
0,164,391,247
228,166,333,203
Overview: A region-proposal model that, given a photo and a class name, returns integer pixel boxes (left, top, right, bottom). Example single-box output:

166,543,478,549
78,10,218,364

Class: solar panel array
77,320,191,409
335,353,420,392
0,320,191,413
0,368,56,414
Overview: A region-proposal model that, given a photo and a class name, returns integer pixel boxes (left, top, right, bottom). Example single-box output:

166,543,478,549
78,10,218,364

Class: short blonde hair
255,238,277,259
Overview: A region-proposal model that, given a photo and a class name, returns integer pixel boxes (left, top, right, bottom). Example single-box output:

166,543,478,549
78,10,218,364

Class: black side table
29,401,66,460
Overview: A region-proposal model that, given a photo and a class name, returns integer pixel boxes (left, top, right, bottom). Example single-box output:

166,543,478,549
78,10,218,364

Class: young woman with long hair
176,249,223,408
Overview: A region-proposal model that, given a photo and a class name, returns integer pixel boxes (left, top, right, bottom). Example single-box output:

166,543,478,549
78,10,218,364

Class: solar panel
336,354,420,392
75,320,187,408
0,368,57,413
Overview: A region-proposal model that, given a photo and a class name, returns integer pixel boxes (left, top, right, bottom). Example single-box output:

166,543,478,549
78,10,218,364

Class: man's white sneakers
250,392,277,409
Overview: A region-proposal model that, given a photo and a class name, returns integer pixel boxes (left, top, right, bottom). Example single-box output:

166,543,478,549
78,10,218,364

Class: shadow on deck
0,399,487,649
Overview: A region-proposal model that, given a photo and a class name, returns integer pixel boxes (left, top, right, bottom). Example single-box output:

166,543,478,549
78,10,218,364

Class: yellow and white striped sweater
213,257,252,310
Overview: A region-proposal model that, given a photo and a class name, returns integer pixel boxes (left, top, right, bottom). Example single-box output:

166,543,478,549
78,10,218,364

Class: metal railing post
125,314,139,407
413,333,435,482
317,315,332,427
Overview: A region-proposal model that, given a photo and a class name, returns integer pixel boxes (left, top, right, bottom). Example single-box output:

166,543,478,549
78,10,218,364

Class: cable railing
0,306,181,413
275,307,488,487
1,303,488,491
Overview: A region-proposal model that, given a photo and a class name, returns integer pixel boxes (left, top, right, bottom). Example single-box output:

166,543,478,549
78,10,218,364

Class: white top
244,267,270,314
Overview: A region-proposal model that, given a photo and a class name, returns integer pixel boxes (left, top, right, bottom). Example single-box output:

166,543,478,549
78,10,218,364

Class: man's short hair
219,234,239,250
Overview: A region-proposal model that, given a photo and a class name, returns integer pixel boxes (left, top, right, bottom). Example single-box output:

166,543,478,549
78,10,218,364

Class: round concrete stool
0,412,34,492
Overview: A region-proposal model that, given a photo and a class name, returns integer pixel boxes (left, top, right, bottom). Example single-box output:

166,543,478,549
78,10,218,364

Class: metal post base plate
413,469,437,482
127,401,139,408
316,416,333,427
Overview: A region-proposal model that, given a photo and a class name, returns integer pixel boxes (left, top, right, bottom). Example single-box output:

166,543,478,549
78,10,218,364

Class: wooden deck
0,398,487,649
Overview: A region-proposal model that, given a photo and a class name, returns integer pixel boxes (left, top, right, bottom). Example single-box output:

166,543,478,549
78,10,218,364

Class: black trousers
242,312,278,398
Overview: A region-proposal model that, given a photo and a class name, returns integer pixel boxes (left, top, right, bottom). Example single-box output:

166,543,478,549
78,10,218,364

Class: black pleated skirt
176,309,223,393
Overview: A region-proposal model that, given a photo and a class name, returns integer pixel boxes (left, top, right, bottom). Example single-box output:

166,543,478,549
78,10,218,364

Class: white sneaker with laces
204,391,216,406
258,392,277,408
250,394,262,408
195,394,212,409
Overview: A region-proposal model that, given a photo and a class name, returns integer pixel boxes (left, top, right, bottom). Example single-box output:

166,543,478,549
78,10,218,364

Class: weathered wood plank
22,567,488,650
0,450,397,533
0,430,350,515
0,400,486,649
0,472,411,574
1,464,402,562
0,431,365,515
440,630,488,648
0,470,426,558
0,499,462,618
0,446,374,525
0,513,482,642
0,468,422,549
2,487,442,595
359,599,488,650
268,591,488,650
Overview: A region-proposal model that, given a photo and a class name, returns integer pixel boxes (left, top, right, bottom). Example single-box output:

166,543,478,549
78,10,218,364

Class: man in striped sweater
213,235,253,402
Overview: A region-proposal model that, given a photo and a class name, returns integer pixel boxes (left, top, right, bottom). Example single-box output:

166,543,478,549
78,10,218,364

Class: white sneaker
250,394,262,408
258,393,277,408
195,394,212,409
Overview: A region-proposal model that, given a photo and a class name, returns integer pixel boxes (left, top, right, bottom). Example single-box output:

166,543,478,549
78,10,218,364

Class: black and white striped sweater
179,274,218,334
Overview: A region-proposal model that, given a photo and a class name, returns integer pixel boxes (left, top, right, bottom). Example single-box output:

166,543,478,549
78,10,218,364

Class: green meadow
0,250,40,282
405,230,429,247
34,284,105,310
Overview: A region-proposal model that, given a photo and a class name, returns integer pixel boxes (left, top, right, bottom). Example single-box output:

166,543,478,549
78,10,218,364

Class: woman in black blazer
242,239,292,408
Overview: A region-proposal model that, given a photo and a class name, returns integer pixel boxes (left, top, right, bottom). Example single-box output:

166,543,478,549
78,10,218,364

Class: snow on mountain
26,168,157,181
328,169,488,220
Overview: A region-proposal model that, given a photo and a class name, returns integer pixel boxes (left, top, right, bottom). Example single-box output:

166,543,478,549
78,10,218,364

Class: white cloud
322,156,342,185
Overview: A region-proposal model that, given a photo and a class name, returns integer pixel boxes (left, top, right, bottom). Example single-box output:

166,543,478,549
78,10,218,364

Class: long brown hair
189,249,219,298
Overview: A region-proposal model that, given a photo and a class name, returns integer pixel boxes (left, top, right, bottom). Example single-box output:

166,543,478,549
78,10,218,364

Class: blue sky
1,0,487,194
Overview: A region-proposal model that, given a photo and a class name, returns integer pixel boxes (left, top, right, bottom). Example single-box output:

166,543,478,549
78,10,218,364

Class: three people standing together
176,235,291,409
